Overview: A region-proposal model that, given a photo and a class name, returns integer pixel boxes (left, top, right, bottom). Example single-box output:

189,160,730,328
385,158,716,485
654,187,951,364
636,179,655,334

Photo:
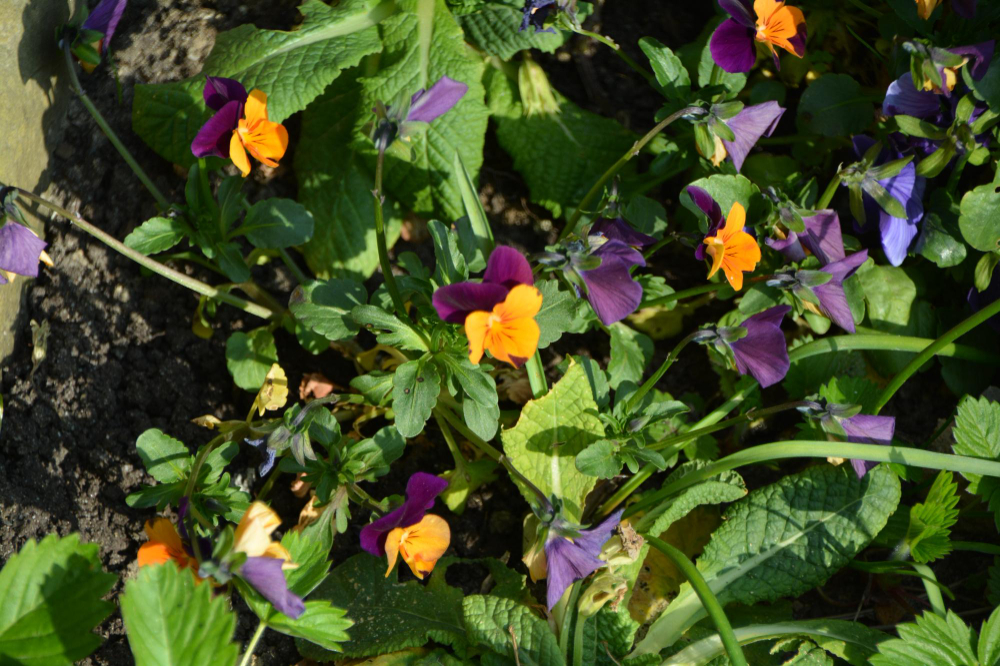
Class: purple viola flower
967,272,1000,333
687,186,725,263
841,414,894,478
521,0,558,32
406,77,468,124
852,136,925,267
883,74,941,119
81,0,127,54
191,77,248,159
767,210,846,265
360,472,448,557
578,239,646,326
544,510,622,610
0,221,48,285
719,102,786,172
432,246,533,324
709,0,807,73
239,557,305,618
590,218,656,249
728,305,791,388
812,250,868,333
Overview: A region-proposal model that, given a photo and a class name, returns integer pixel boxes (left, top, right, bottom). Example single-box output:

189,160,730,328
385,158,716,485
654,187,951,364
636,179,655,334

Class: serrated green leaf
268,602,352,653
225,328,278,391
797,74,872,137
121,562,239,666
0,534,116,666
534,279,577,350
637,461,747,536
289,279,366,342
607,323,654,391
124,217,188,255
952,395,1000,529
869,609,983,666
576,440,622,479
905,471,959,563
300,554,467,659
458,0,570,60
352,305,429,351
239,198,314,249
135,428,191,483
462,595,564,666
132,0,387,167
392,357,441,438
633,465,900,656
502,359,604,521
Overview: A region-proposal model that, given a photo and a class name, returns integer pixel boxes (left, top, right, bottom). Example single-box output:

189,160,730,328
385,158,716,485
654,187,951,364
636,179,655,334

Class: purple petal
766,233,807,262
813,251,867,333
686,186,724,262
203,77,248,112
520,0,557,32
721,102,786,173
0,222,47,279
572,510,623,556
542,511,622,609
950,41,995,81
953,0,977,18
877,164,924,267
729,306,791,388
191,100,241,159
709,19,757,74
580,249,644,326
590,218,656,248
240,557,305,619
407,77,468,123
81,0,127,50
432,282,509,324
718,0,755,27
841,415,895,479
483,245,534,289
593,239,646,269
800,210,845,264
883,74,940,119
359,472,448,557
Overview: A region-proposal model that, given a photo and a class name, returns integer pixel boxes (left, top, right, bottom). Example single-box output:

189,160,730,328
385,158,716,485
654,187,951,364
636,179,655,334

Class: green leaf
818,376,880,414
535,279,577,350
346,425,407,481
0,534,116,665
639,37,690,101
638,462,747,536
695,32,746,95
679,173,760,227
428,220,469,285
289,279,367,342
869,609,990,666
462,595,564,666
502,359,605,521
968,53,1000,112
121,562,238,666
576,440,623,479
392,357,441,438
267,602,352,653
225,328,278,391
441,459,498,514
916,213,967,269
905,471,959,564
458,0,571,60
632,464,900,656
893,115,947,140
350,371,395,406
440,355,500,441
623,195,668,238
135,428,191,483
124,216,188,255
959,171,1000,253
607,323,654,390
132,0,387,166
214,241,251,284
797,74,872,137
952,395,1000,528
453,151,494,273
352,305,429,352
858,264,932,375
300,554,467,659
239,198,315,249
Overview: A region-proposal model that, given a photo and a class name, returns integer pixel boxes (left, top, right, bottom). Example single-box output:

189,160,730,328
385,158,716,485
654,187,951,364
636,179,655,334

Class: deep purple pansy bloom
852,136,925,267
720,102,786,172
360,472,448,557
950,41,995,81
432,246,534,324
841,414,894,478
0,222,48,285
767,209,846,265
967,272,1000,333
240,557,305,618
81,0,127,53
579,239,647,326
728,305,791,388
191,76,248,160
688,185,725,262
521,0,558,32
590,217,657,249
709,0,807,73
544,510,622,610
407,77,468,124
883,73,941,119
812,250,868,333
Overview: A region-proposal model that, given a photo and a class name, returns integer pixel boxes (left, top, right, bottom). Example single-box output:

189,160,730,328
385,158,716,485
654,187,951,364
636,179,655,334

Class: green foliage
607,323,654,390
124,216,188,255
458,0,570,60
638,462,747,536
869,607,1000,666
121,562,239,666
534,280,578,350
289,279,366,342
439,354,500,441
904,471,960,563
462,595,563,665
858,263,932,376
225,328,279,391
0,534,116,665
680,173,760,226
959,169,1000,253
353,305,429,352
952,395,1000,529
640,37,691,101
238,198,315,249
392,357,441,438
796,74,872,137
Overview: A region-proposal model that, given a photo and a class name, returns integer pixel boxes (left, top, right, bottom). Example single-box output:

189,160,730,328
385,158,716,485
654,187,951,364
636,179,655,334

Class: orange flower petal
465,310,491,364
397,514,451,580
230,131,251,177
495,284,543,321
137,542,173,568
721,202,747,240
486,316,540,367
144,518,184,553
384,527,404,577
245,89,270,125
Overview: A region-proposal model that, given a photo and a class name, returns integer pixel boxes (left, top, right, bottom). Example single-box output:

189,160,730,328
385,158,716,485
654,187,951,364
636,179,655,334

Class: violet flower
687,185,724,263
432,245,534,324
883,74,942,120
766,210,845,265
239,557,305,618
841,414,895,478
590,217,657,249
81,0,127,55
191,77,249,160
706,102,786,172
579,221,656,325
810,251,868,333
697,305,791,388
360,472,448,558
709,0,807,73
0,221,48,285
544,510,622,609
521,0,558,32
406,77,468,124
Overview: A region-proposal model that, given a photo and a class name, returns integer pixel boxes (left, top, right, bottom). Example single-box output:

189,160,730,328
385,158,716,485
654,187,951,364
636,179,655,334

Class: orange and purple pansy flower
191,77,289,178
433,246,542,368
360,472,451,580
710,0,807,73
687,186,761,291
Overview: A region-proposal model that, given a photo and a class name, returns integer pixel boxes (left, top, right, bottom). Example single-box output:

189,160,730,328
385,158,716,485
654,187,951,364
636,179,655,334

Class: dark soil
0,0,979,664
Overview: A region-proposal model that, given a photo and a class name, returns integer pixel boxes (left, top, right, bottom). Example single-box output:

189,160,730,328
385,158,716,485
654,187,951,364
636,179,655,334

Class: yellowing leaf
252,364,289,417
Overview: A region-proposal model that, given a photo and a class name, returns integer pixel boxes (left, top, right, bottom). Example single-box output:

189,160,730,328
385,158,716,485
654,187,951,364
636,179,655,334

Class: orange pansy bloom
229,90,289,178
384,514,451,579
754,0,807,61
464,284,543,368
703,202,761,291
137,517,200,578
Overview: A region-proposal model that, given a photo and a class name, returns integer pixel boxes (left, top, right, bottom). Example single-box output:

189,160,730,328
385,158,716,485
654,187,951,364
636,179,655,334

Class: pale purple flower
720,102,786,172
578,240,646,326
0,222,48,285
239,557,305,618
81,0,127,53
590,218,656,249
544,510,622,609
841,414,894,478
812,251,868,333
767,210,845,265
728,305,791,388
406,77,468,124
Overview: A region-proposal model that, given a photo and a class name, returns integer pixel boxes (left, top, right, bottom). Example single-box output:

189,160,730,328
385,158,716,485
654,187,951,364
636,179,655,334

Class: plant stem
63,42,170,211
575,29,657,87
642,235,674,260
16,190,279,320
434,406,502,461
644,536,748,666
873,295,1000,413
625,331,697,415
278,248,309,284
526,352,548,399
788,333,1000,365
373,149,407,319
560,106,705,241
238,621,267,666
648,401,808,452
642,282,729,308
626,440,1000,521
952,541,1000,556
435,412,468,470
912,563,947,617
816,172,842,210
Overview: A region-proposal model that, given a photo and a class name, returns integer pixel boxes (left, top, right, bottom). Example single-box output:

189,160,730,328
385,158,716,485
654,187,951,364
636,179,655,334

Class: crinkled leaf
637,462,747,537
289,279,366,342
462,595,564,666
458,0,571,60
869,609,989,666
124,217,188,255
952,395,1000,529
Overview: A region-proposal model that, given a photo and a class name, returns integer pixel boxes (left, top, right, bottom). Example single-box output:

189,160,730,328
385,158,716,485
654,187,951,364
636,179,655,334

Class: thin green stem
789,333,1000,365
238,621,267,666
434,406,502,461
648,401,807,452
874,295,1000,413
63,42,170,211
952,541,1000,556
626,331,697,415
912,563,947,617
642,235,674,260
560,106,705,241
526,352,548,399
558,582,582,657
846,0,883,17
16,190,278,320
845,24,885,63
645,536,748,666
576,29,657,87
373,149,408,319
816,172,842,210
159,251,227,276
435,412,467,470
626,440,1000,520
278,248,309,284
642,282,729,308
